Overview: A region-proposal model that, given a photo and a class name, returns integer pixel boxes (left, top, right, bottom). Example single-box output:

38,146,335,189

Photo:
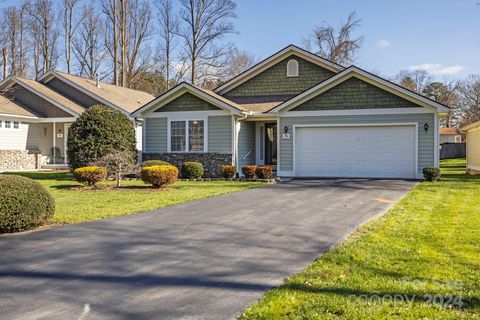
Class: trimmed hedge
141,160,171,167
242,166,257,179
74,166,107,186
141,165,179,188
0,175,55,233
67,105,136,170
256,166,273,179
423,167,441,182
181,162,204,179
221,165,236,179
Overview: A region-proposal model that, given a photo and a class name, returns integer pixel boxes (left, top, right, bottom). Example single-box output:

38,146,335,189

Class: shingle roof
0,95,39,117
227,95,295,113
16,77,86,115
53,71,155,113
192,85,248,112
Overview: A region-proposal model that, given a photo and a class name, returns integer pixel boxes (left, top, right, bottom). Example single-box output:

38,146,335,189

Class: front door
265,123,277,166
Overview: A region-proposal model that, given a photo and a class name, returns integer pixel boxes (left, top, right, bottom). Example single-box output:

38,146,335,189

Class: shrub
67,105,136,170
0,175,55,233
221,165,236,179
73,166,107,186
181,162,204,179
242,165,257,179
141,165,179,188
423,167,441,182
141,160,171,168
95,149,136,187
256,166,273,179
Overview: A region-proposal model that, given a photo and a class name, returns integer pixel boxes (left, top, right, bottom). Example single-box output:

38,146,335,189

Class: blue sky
226,0,480,80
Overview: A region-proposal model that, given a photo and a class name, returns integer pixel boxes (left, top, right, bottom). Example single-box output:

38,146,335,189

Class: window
170,120,205,152
5,121,11,129
0,120,2,128
286,59,299,77
171,121,186,152
13,122,19,129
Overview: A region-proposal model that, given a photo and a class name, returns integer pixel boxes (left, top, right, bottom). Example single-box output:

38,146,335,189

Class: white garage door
295,125,416,179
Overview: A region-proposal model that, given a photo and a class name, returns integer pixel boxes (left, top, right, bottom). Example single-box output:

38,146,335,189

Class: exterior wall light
424,123,429,132
284,126,289,134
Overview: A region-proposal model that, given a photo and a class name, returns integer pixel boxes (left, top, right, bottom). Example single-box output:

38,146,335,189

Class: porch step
41,164,69,170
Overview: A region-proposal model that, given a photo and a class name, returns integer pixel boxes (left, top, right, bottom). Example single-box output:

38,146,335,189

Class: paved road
0,179,415,320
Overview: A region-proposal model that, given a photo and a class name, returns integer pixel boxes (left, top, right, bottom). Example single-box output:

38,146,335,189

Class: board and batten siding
466,128,480,172
279,113,435,175
144,115,233,153
238,121,256,167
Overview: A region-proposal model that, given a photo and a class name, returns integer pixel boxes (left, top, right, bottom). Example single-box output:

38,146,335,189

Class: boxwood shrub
0,175,55,233
242,165,257,179
221,165,236,179
256,166,273,179
181,162,204,179
141,160,171,167
141,165,179,188
423,167,441,182
73,166,107,186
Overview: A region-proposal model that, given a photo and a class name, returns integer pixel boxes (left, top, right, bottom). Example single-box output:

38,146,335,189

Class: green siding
225,55,335,97
238,121,256,167
154,92,221,112
291,77,421,111
145,117,167,152
279,113,435,173
208,115,232,153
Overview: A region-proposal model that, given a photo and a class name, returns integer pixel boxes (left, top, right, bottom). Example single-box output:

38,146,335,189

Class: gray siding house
0,72,154,171
133,45,449,179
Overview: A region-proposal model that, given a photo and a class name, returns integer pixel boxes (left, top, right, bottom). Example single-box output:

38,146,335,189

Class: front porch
27,120,73,166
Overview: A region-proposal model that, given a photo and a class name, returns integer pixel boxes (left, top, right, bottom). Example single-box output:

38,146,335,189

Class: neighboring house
0,71,154,171
133,45,449,179
440,127,462,144
461,121,480,175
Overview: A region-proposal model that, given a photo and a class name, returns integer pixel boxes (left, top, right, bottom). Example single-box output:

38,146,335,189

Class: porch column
63,123,67,165
53,122,56,163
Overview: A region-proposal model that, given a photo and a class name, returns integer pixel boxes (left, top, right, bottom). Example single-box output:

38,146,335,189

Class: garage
294,125,417,179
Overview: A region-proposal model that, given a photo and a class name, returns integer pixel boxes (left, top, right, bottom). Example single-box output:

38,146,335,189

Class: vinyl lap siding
145,118,167,153
279,113,435,174
238,121,255,167
0,120,29,150
467,129,480,171
208,115,232,153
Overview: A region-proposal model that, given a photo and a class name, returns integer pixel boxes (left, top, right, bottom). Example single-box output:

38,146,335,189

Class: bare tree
61,0,81,74
306,12,363,66
102,0,119,85
156,0,178,90
177,0,237,85
2,2,29,77
119,0,127,86
73,4,107,78
423,80,460,127
218,46,255,83
395,69,433,93
28,0,59,77
457,75,480,127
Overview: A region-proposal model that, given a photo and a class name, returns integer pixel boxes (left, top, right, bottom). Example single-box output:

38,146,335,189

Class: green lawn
240,159,480,320
9,171,265,224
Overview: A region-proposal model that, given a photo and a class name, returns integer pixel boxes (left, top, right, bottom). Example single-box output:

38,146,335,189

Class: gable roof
0,76,85,116
39,71,155,113
227,95,295,113
132,82,247,116
268,66,451,113
214,44,344,95
461,121,480,132
0,95,39,118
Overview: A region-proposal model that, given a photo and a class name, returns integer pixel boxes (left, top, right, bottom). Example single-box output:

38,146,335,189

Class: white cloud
407,63,464,75
376,39,391,48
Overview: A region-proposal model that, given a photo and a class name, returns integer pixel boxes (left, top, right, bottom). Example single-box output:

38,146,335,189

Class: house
0,71,154,171
133,45,449,179
440,127,462,144
461,121,480,175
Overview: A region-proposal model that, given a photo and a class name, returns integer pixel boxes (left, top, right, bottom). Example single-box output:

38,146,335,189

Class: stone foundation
0,150,42,172
142,153,233,178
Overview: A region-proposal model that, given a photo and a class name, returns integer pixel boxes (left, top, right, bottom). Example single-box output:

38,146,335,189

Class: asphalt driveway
0,179,415,320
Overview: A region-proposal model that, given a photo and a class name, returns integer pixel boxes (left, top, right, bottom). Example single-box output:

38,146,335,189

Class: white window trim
167,117,208,153
1,120,21,130
286,59,299,77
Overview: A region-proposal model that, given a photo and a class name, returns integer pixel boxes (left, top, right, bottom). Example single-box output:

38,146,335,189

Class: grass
8,171,265,224
240,159,480,320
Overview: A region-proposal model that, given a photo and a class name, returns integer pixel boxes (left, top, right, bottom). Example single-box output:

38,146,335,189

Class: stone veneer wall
142,153,233,178
0,150,42,171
